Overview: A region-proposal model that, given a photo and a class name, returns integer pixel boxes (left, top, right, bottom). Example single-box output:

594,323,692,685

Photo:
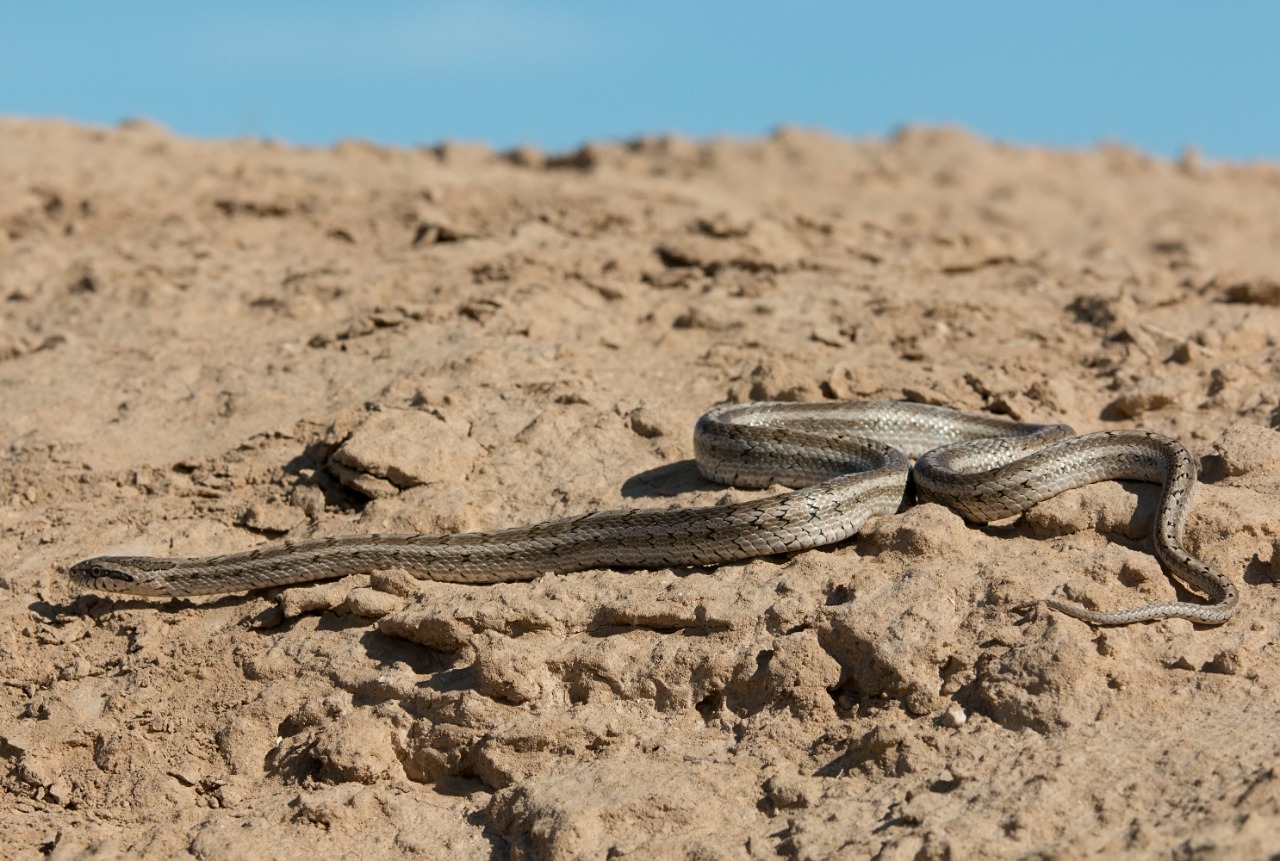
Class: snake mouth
69,560,137,587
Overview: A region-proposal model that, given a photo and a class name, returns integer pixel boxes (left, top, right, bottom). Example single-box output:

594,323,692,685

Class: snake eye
87,564,134,583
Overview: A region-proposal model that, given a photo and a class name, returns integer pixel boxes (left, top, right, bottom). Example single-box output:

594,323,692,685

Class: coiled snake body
69,401,1238,625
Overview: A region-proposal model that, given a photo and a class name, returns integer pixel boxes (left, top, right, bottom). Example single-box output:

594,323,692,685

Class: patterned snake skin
69,401,1238,625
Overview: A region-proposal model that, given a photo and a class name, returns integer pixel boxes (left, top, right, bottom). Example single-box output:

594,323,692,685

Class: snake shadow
620,459,719,499
30,589,290,627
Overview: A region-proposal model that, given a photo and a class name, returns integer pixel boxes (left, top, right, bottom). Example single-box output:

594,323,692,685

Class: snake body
69,401,1238,625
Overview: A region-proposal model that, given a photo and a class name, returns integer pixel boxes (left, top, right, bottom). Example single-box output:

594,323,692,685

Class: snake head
68,557,175,596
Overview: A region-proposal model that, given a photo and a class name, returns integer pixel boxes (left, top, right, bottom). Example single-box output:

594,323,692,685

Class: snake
68,401,1238,625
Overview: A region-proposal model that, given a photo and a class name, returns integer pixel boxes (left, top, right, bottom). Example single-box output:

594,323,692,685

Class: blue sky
3,2,1277,161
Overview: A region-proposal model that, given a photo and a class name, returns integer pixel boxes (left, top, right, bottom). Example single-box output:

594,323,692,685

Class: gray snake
69,401,1238,625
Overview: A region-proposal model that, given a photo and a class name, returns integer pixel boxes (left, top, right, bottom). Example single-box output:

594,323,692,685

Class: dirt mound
2,119,1279,858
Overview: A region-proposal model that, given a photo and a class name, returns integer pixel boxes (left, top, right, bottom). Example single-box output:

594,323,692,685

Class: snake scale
69,401,1238,625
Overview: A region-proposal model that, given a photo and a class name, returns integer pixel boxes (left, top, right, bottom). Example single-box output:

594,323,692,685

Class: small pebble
1207,649,1244,676
46,778,72,805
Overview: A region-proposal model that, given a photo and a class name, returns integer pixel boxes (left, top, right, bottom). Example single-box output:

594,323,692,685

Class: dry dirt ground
2,118,1280,860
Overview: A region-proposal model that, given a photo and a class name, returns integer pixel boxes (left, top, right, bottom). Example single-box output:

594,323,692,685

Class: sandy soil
2,117,1280,860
